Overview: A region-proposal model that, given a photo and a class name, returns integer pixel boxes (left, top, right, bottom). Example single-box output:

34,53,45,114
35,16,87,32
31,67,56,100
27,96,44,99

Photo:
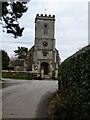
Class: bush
48,91,74,120
58,45,90,120
48,45,90,120
2,71,38,80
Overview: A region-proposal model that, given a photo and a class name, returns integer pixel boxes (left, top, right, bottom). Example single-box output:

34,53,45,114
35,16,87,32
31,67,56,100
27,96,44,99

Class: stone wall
2,71,38,80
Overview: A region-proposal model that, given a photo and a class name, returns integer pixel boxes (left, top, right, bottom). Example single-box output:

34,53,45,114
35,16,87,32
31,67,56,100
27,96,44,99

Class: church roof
28,45,35,52
13,59,25,66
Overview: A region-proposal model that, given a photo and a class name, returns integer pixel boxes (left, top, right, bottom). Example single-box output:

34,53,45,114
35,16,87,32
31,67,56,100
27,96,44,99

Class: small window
44,24,48,35
43,51,48,56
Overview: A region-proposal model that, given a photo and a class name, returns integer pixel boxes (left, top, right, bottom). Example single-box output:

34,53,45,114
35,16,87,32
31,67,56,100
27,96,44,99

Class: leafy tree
14,46,28,59
0,1,30,38
2,50,10,70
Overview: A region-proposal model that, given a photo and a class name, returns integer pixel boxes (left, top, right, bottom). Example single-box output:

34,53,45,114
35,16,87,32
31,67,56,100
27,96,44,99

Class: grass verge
48,91,74,120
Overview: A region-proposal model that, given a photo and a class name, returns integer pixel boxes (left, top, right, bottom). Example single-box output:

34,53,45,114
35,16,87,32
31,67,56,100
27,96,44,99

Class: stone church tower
25,14,60,79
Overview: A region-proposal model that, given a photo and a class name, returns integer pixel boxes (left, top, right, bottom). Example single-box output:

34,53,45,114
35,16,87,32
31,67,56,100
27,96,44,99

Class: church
24,14,60,79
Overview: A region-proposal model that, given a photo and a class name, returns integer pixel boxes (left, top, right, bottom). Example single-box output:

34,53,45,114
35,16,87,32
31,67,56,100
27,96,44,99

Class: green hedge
56,45,90,120
2,71,39,80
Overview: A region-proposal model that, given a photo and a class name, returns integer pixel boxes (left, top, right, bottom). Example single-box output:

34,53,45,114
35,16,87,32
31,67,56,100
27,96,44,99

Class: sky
0,0,89,61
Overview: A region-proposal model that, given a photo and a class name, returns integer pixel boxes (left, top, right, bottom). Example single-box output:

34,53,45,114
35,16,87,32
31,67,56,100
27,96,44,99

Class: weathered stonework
25,14,60,79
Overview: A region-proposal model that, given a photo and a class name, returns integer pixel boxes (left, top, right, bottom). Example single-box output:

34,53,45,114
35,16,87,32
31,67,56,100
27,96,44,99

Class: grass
0,80,6,88
48,91,74,120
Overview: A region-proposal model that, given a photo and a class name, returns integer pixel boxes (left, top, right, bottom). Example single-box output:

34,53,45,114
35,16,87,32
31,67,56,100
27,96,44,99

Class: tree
2,50,10,70
14,46,28,59
0,1,30,38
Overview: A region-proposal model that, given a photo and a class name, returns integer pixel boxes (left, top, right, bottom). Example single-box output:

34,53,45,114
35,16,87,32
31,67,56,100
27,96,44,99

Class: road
2,79,58,118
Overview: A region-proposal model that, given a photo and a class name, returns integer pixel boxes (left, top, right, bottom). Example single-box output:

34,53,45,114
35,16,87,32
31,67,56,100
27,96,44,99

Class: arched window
44,24,48,35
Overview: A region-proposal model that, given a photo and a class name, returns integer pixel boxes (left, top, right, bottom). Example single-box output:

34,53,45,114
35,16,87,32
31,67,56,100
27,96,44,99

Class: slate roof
13,59,25,66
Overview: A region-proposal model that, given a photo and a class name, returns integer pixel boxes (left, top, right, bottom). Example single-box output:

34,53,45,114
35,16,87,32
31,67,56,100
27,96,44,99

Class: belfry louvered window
44,24,48,35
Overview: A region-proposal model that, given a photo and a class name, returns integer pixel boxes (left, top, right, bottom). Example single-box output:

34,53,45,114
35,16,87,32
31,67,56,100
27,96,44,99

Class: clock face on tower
43,41,48,47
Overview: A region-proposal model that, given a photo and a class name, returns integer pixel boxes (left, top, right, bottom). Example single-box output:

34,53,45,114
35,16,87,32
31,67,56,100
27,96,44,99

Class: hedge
58,45,90,120
48,45,90,120
2,71,39,80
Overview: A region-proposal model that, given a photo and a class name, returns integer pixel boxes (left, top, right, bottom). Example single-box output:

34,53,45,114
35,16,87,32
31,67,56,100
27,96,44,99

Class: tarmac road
2,79,58,118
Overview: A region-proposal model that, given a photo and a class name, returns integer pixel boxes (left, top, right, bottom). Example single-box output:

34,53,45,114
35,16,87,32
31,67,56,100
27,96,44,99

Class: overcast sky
0,0,89,61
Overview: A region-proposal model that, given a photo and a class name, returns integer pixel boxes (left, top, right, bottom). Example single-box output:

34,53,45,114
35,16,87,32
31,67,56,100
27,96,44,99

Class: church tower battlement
35,14,55,23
